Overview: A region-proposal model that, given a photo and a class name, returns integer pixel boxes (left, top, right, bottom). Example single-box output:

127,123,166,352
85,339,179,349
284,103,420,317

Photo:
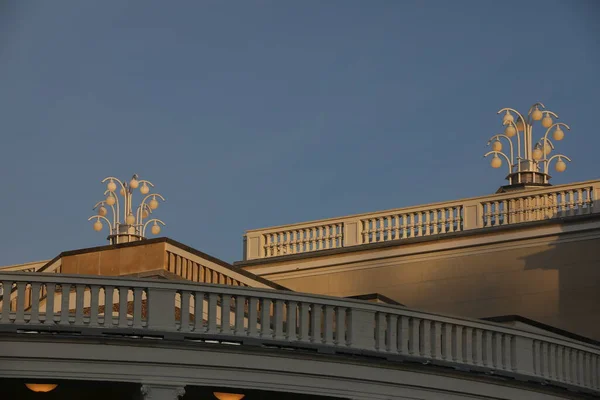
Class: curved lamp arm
103,189,121,227
542,122,570,146
88,215,114,235
484,151,512,175
136,202,153,225
142,219,166,237
544,154,572,175
93,200,117,227
487,134,515,164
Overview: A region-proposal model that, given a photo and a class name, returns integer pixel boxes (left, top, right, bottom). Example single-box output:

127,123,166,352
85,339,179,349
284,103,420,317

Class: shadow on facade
517,215,600,342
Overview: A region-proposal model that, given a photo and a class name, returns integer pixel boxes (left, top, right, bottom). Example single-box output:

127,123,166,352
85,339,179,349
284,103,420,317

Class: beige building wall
240,217,600,340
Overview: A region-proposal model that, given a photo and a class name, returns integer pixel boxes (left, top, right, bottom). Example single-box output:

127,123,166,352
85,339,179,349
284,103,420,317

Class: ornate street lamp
484,102,572,192
88,174,166,244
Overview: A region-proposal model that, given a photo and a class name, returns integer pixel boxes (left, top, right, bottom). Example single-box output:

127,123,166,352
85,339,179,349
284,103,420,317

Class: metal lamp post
484,102,572,192
88,174,166,244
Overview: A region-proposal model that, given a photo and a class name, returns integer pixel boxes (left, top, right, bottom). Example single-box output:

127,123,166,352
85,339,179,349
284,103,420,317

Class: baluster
440,209,448,233
45,283,55,325
74,284,85,325
483,331,493,367
385,216,392,241
577,189,584,215
118,287,128,327
193,292,205,332
375,312,386,351
207,293,218,334
361,220,368,243
1,281,12,323
393,215,400,240
318,226,324,250
286,301,297,340
273,299,285,341
177,290,188,332
15,282,26,324
311,304,322,343
234,295,245,336
473,329,483,365
335,306,346,346
221,294,231,334
453,325,463,362
401,215,408,239
60,283,71,325
431,321,442,359
102,286,114,326
299,302,310,342
568,191,576,216
408,214,415,238
409,318,420,355
30,282,41,325
555,346,564,382
442,323,452,360
432,210,439,235
336,224,343,248
324,226,331,249
309,227,315,251
584,188,592,213
398,316,410,354
132,288,143,329
248,298,259,337
387,314,398,353
324,305,334,345
420,320,431,357
375,217,382,242
463,327,473,364
260,298,271,338
448,208,455,233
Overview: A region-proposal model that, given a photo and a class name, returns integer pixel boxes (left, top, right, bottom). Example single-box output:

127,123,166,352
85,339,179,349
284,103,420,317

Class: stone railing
0,272,598,395
244,180,600,259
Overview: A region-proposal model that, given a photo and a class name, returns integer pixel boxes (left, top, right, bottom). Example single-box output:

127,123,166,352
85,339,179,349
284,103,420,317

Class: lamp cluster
88,174,165,244
484,102,572,188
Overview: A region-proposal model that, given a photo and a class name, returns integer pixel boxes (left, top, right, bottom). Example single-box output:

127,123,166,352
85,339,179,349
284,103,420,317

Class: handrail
0,272,598,394
244,179,600,259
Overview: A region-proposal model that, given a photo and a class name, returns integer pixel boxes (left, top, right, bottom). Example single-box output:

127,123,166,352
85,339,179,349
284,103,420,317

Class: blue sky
0,1,598,265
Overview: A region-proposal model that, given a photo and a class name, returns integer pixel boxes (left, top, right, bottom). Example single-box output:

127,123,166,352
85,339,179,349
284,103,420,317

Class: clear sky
0,1,598,265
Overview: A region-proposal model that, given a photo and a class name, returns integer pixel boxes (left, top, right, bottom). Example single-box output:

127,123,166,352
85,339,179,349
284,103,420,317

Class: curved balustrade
0,272,599,395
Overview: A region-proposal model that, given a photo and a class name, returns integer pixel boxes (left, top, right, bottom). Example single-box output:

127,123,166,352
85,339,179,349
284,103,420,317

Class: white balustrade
0,272,598,394
244,180,599,259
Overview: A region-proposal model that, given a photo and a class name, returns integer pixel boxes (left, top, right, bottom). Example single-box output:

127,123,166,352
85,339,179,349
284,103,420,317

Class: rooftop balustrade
0,272,598,395
244,180,600,260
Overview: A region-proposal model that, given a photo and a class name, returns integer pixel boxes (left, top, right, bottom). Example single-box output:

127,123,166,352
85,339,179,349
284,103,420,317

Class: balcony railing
244,180,600,260
0,272,598,395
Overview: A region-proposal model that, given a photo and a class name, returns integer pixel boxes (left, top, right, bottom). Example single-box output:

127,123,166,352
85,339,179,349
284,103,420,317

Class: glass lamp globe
492,140,502,152
107,180,117,192
504,125,516,137
140,183,150,194
490,156,502,168
120,187,126,196
93,220,103,232
130,178,139,189
106,194,116,206
542,114,553,128
126,214,136,225
98,206,107,217
149,197,159,210
502,111,514,125
532,107,543,121
532,148,543,161
543,143,552,156
142,209,149,219
553,127,564,141
516,118,525,132
555,159,567,172
151,223,161,235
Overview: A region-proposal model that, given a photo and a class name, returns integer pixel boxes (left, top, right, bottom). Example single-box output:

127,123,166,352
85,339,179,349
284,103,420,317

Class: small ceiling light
214,393,245,400
26,383,58,393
